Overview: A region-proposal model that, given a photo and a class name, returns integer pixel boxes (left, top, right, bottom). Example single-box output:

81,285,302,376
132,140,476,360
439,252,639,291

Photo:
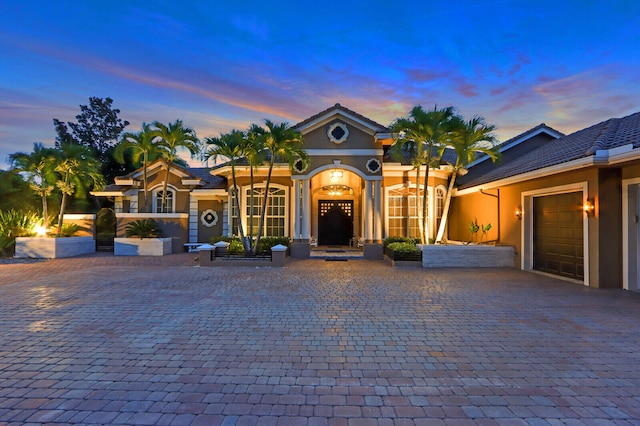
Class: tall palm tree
152,120,200,212
114,123,167,213
390,106,457,243
203,130,252,254
54,142,105,237
435,116,499,243
245,124,267,245
251,120,307,255
9,143,61,228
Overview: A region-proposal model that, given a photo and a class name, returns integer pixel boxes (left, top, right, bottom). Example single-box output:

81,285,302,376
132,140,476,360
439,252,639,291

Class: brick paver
1,253,639,425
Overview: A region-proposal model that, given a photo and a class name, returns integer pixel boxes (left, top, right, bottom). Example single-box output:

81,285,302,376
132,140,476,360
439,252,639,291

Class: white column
301,179,311,240
365,180,373,241
374,180,382,242
189,196,199,243
293,180,301,240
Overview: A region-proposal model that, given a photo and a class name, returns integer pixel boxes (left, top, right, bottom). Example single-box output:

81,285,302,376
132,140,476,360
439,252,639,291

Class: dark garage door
533,192,584,280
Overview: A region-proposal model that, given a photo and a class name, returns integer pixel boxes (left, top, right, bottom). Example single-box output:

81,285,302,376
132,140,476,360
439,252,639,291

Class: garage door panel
533,192,584,280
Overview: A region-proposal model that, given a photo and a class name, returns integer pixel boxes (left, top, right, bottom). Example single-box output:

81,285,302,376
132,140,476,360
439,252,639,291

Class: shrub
0,210,40,257
50,223,82,237
256,236,290,254
387,241,420,254
383,236,421,247
124,219,162,239
209,236,244,254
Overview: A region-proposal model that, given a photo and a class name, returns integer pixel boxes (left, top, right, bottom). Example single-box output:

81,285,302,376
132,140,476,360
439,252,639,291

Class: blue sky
1,0,638,169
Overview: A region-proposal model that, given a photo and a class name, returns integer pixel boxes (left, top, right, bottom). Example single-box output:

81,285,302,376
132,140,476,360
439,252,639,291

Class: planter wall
15,236,96,259
114,237,172,256
422,245,515,268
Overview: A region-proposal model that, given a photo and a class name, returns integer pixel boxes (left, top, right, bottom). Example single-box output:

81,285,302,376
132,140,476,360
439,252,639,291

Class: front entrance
318,200,353,246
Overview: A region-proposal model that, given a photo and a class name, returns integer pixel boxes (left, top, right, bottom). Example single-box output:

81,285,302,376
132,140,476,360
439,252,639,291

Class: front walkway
1,254,639,425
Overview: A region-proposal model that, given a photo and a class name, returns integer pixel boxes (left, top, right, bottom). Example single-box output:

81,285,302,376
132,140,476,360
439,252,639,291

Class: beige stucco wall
450,166,627,288
116,215,189,253
302,118,381,150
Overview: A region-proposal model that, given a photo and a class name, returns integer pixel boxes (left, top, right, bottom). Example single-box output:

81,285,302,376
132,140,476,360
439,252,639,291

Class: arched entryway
318,200,353,245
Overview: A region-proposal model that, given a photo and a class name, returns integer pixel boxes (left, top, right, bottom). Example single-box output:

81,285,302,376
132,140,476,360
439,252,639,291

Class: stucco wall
197,200,223,242
302,118,380,150
450,167,627,287
116,214,189,253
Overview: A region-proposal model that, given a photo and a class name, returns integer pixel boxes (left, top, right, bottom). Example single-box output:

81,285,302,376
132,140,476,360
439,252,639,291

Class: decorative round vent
200,209,218,227
327,122,349,144
293,157,308,173
366,158,381,174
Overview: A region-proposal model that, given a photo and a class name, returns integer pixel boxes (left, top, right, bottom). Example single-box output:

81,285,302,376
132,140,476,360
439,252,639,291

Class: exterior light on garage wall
583,198,595,216
515,206,522,220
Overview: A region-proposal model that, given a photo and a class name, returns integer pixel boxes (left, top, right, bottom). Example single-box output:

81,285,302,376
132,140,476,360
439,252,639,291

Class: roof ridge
585,118,620,155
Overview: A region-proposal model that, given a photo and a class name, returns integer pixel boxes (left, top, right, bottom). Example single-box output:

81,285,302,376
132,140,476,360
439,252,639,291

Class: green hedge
387,241,420,254
383,236,421,248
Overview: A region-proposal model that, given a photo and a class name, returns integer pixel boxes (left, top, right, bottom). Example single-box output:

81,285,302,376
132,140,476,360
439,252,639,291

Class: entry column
301,179,311,240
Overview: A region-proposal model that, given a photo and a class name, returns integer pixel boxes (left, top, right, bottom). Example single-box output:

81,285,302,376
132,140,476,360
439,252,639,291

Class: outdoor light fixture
34,224,48,237
583,198,595,216
330,170,343,183
515,207,522,220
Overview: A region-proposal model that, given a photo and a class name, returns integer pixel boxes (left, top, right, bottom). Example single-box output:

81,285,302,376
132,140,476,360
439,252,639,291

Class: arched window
153,188,175,213
436,186,446,233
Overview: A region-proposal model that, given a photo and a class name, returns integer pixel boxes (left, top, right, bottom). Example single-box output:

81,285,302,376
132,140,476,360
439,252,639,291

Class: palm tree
203,130,252,254
152,120,200,212
435,116,499,243
245,124,267,245
390,106,457,243
54,142,105,237
251,120,307,255
114,123,167,212
9,143,61,228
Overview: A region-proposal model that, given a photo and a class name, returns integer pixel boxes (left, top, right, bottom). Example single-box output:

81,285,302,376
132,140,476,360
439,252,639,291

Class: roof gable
294,103,390,136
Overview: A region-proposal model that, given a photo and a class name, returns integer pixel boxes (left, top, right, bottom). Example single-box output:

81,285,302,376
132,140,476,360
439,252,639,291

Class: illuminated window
387,186,426,239
245,186,287,237
436,187,445,232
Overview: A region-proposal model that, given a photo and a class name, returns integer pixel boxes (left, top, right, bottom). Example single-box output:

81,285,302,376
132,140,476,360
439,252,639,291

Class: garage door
533,192,584,280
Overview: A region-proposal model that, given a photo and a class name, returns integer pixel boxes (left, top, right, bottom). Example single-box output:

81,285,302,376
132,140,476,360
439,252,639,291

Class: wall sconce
515,206,522,220
330,170,343,183
583,198,595,216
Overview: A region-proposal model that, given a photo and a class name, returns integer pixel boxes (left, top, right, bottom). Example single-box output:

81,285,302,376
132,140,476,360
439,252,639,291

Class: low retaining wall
114,238,172,256
15,236,96,259
422,245,515,268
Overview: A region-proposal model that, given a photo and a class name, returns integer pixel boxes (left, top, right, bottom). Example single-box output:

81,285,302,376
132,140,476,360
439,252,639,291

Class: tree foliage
53,97,132,183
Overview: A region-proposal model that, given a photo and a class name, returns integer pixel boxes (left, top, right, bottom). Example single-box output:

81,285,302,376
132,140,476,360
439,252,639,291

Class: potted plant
114,219,172,256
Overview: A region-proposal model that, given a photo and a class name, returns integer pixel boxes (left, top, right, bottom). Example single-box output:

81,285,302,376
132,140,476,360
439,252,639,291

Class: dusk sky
1,1,639,169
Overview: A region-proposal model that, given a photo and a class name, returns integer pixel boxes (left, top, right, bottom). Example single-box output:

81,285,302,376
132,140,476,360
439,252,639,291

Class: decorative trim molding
200,209,218,227
327,122,349,144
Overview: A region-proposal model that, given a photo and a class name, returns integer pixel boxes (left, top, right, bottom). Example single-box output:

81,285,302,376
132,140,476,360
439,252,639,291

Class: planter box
422,244,515,268
114,237,172,256
15,236,96,259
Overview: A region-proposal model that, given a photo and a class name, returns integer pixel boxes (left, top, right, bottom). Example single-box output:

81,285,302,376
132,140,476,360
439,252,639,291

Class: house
93,104,640,291
93,103,451,257
451,111,640,290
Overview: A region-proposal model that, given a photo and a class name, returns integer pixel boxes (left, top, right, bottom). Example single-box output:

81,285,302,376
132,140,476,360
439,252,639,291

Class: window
246,187,287,237
153,189,174,213
387,186,426,239
436,187,445,233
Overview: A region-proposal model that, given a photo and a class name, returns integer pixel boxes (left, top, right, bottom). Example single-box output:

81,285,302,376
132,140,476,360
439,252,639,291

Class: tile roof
294,103,390,132
458,111,640,189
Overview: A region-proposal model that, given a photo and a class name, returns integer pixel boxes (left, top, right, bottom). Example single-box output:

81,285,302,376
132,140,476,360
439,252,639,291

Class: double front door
318,200,353,246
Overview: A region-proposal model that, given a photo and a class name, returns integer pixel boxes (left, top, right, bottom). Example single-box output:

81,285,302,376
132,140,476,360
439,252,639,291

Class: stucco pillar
301,179,311,240
293,179,301,240
374,180,382,242
189,196,198,243
365,180,373,242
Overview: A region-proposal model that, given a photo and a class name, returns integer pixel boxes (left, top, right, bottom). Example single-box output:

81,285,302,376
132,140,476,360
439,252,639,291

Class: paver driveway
1,254,639,425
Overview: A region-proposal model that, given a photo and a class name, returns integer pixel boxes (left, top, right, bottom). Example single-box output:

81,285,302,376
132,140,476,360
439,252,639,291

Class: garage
533,192,584,280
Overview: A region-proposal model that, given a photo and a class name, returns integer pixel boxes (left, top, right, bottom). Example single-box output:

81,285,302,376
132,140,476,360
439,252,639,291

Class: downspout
479,188,500,242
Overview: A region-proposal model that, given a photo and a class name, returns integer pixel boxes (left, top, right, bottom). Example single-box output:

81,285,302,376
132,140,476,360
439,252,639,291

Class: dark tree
0,169,40,212
54,97,133,183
